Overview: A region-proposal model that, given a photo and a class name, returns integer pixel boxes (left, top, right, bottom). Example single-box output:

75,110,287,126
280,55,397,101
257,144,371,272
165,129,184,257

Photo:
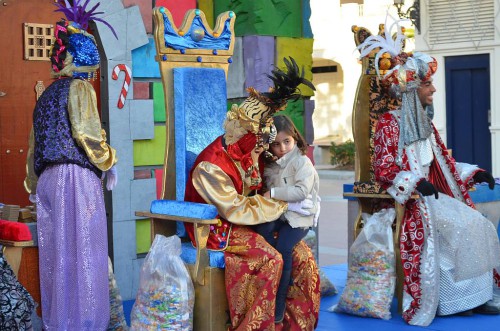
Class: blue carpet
318,264,499,331
123,264,499,330
123,299,134,327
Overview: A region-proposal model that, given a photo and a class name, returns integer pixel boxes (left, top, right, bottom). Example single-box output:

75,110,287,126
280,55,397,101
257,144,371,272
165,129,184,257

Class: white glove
104,165,118,191
288,198,313,216
29,194,37,204
313,196,321,227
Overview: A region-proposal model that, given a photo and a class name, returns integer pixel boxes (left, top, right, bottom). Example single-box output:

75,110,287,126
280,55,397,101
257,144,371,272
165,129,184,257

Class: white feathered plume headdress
356,13,407,77
356,13,437,94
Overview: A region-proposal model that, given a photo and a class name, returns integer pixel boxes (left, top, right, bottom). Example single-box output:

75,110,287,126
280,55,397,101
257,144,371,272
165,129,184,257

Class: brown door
0,1,65,206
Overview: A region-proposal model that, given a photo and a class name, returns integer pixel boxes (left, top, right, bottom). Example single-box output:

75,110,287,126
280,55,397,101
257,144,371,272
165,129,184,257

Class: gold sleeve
68,79,117,171
192,161,287,225
24,127,38,194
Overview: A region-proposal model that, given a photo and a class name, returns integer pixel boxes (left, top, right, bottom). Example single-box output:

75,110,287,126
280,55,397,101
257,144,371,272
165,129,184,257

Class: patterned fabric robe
184,136,320,331
374,111,500,326
0,249,35,330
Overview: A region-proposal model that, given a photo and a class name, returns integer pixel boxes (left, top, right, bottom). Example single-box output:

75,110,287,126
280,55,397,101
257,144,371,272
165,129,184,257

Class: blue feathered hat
51,0,117,79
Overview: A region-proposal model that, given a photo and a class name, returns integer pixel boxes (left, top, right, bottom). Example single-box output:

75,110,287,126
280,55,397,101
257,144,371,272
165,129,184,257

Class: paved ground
315,167,354,266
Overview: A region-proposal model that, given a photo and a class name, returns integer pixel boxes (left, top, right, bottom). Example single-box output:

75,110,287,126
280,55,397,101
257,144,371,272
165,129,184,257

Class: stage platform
123,263,500,330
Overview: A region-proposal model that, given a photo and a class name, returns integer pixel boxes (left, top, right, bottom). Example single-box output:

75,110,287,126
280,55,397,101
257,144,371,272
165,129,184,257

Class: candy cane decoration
112,64,131,109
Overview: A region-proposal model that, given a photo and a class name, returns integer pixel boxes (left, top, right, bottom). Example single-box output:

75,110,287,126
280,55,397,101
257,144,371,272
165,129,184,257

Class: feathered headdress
263,57,316,110
223,57,315,189
356,13,437,94
54,0,117,39
51,0,117,79
356,13,437,165
224,57,315,145
357,13,407,76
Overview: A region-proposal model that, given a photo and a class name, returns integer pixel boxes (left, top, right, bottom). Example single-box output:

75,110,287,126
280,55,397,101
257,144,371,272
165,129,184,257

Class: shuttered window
428,0,494,45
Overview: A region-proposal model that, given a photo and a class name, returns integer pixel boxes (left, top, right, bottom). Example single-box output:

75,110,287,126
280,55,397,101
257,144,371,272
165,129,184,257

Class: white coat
264,145,319,228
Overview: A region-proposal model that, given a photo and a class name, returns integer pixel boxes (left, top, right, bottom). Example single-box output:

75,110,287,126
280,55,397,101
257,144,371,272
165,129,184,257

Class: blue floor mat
317,264,500,331
123,264,500,330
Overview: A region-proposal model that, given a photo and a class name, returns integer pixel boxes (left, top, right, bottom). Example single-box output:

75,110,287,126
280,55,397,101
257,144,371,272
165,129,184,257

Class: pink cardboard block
155,0,197,27
133,81,150,99
154,169,163,199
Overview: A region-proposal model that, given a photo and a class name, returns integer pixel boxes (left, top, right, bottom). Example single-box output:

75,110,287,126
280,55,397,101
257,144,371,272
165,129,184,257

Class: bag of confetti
331,208,396,320
107,257,129,331
131,234,194,330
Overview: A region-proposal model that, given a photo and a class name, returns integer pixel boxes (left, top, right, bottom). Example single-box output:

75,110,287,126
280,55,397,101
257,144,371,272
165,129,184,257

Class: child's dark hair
271,115,308,155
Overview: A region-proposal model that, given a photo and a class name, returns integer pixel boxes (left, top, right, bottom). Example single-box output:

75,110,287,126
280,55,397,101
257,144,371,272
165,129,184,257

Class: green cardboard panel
214,0,302,37
136,219,152,254
198,0,214,27
276,37,314,97
133,125,166,166
227,97,245,111
281,99,305,138
153,82,166,122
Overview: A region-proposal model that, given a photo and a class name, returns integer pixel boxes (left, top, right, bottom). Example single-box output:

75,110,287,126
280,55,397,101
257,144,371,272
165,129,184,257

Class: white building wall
416,0,500,176
310,0,409,163
311,0,500,175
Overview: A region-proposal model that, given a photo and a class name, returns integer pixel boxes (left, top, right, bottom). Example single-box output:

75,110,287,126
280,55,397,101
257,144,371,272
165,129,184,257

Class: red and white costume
374,110,500,326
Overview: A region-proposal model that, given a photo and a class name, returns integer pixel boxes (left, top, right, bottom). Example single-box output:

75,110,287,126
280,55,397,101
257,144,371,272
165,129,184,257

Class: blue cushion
180,242,225,268
150,200,218,219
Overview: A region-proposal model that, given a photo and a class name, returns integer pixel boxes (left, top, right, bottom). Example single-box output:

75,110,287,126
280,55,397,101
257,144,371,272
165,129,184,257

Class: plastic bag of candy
331,208,396,320
107,257,128,331
131,235,194,330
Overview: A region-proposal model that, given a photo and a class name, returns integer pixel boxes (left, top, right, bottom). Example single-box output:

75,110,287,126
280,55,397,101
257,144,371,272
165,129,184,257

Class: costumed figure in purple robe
24,1,118,329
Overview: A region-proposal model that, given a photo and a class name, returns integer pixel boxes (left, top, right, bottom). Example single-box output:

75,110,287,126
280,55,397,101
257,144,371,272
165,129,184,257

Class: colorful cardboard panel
131,37,160,78
214,0,302,37
133,81,150,99
154,169,163,199
130,99,155,140
304,99,315,145
198,0,214,27
242,35,275,92
123,0,153,34
281,99,305,138
276,37,314,96
133,125,166,166
155,0,197,27
227,37,245,99
153,82,166,122
227,98,245,112
136,219,151,254
302,0,313,38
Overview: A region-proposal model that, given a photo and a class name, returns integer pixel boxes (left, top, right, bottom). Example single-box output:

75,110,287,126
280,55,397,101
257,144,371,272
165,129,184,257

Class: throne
344,24,411,312
135,7,235,330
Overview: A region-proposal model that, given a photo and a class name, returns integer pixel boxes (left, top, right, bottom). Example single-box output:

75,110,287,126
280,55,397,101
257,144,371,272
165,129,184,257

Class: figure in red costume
358,20,500,326
184,58,321,330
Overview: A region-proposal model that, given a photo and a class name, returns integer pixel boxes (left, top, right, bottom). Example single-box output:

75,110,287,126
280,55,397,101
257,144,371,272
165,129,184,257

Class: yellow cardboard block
133,125,166,166
276,37,314,97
